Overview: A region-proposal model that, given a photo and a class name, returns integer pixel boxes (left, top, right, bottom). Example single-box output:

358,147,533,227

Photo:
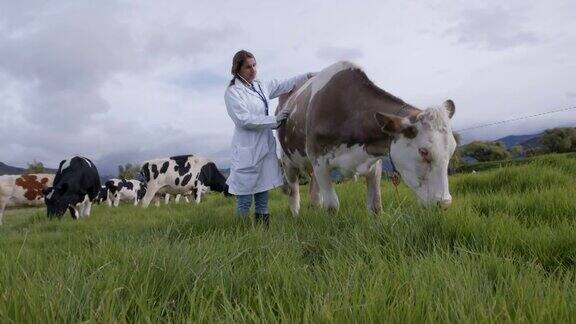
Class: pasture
0,154,575,322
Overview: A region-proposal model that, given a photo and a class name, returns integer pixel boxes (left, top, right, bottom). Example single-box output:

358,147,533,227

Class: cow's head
136,183,147,200
198,162,232,197
97,186,108,203
374,100,456,208
43,183,78,217
105,180,120,201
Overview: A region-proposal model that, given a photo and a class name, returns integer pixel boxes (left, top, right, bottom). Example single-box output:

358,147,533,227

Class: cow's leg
83,199,92,217
312,159,339,213
78,199,85,217
175,194,181,203
106,196,112,207
0,198,7,225
195,189,202,204
284,163,301,216
309,171,322,209
165,194,170,205
191,189,198,204
77,195,87,217
184,196,190,203
133,196,138,206
365,160,383,215
69,206,79,220
154,196,160,207
77,200,84,218
140,184,159,208
113,194,120,207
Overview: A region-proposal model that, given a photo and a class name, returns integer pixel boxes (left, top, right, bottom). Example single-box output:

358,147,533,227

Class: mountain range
491,132,544,149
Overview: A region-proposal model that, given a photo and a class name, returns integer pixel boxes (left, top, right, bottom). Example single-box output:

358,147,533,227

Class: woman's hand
276,107,290,123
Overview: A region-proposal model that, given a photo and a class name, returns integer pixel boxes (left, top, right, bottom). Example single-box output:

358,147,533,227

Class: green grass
1,153,575,322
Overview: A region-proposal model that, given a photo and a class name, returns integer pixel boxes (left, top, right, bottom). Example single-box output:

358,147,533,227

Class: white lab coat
224,74,309,195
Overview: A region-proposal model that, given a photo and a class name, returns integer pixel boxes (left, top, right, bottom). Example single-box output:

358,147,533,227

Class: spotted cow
140,155,230,208
43,156,101,219
0,173,55,225
277,61,457,215
104,178,147,207
94,186,109,204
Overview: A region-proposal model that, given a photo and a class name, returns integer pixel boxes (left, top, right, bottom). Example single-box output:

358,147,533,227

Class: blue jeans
236,191,269,216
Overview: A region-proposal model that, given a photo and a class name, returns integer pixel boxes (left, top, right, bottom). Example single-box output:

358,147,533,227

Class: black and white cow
94,186,108,204
104,178,147,207
140,155,230,208
43,156,101,219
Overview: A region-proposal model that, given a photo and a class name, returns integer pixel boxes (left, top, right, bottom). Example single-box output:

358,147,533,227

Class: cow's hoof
370,208,382,215
327,207,339,215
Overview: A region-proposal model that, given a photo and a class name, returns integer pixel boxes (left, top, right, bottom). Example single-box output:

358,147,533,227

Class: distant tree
449,150,464,172
24,160,45,174
509,145,524,158
118,163,141,179
449,131,464,171
461,141,511,162
524,147,548,157
540,127,576,153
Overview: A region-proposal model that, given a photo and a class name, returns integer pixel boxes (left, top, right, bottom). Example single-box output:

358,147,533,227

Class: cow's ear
443,99,455,119
401,125,418,139
374,112,409,135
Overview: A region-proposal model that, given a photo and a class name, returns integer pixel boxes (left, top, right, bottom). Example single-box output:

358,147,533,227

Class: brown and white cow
0,173,55,225
277,61,457,215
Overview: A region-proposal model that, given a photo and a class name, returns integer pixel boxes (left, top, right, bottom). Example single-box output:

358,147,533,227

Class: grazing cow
43,156,101,219
94,186,109,204
0,173,55,225
140,155,230,208
104,178,147,207
277,61,457,215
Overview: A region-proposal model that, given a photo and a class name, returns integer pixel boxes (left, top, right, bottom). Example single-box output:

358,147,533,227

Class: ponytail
228,50,254,87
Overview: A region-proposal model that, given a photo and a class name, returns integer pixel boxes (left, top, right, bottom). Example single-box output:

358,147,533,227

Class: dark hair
229,50,255,86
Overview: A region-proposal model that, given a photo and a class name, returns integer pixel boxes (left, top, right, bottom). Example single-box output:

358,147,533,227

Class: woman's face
238,57,257,82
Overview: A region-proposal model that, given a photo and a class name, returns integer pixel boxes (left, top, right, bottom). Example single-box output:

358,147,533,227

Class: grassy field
1,154,575,322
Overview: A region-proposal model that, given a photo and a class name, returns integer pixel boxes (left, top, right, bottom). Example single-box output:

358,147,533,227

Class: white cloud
446,6,542,50
1,0,575,173
316,46,363,61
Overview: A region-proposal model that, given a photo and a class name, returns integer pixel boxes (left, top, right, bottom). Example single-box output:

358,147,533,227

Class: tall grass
0,153,575,322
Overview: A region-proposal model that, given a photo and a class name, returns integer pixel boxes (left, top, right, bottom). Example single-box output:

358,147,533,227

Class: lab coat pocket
234,146,257,172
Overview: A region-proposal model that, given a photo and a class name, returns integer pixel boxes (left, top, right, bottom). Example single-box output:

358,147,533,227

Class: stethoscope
236,74,269,115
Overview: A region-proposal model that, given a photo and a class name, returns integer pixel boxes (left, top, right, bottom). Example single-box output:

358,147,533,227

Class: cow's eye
58,183,69,194
418,148,432,163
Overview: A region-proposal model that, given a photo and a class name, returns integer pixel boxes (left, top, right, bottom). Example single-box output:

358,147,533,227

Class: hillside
0,162,24,175
0,162,58,176
495,132,543,148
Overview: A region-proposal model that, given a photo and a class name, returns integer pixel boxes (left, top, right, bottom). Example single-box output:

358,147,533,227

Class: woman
224,50,314,227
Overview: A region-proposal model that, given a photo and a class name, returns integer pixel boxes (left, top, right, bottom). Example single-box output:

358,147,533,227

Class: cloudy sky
1,0,575,175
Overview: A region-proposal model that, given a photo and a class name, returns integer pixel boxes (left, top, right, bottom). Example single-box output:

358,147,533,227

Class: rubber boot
254,213,270,229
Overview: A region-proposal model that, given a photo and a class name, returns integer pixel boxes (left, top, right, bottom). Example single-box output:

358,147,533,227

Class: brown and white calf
0,173,55,225
277,61,457,215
